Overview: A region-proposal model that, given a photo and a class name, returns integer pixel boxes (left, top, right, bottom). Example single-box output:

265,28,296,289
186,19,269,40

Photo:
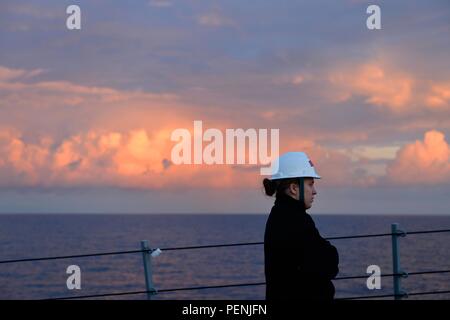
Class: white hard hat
270,152,321,180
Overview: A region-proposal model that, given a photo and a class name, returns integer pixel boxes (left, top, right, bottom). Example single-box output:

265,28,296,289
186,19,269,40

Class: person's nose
312,186,317,195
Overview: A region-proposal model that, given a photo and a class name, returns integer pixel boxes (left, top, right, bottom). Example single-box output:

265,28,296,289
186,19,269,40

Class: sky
0,0,449,214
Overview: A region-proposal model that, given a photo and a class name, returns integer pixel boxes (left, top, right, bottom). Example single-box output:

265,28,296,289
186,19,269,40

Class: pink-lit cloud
280,139,378,188
426,82,450,109
328,62,450,114
0,65,44,82
329,63,414,112
0,125,379,190
1,65,449,191
386,130,450,185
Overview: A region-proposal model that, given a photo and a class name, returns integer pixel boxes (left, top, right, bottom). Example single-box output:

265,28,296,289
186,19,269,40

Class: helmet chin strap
298,177,304,207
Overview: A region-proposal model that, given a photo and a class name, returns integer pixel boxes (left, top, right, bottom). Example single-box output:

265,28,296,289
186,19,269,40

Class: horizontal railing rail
2,228,449,264
1,226,449,300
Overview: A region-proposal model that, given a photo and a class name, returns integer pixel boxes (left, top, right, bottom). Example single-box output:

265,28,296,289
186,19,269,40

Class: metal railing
1,223,449,300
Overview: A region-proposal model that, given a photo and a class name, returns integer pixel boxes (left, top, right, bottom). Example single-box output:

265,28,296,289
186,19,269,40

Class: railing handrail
46,269,450,300
2,226,450,300
49,282,450,300
1,228,449,265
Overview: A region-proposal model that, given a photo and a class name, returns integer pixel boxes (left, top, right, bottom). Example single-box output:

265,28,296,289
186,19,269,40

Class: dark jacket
264,192,339,300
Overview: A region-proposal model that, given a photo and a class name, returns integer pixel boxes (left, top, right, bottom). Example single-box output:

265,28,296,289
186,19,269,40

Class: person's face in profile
287,177,317,209
303,178,317,209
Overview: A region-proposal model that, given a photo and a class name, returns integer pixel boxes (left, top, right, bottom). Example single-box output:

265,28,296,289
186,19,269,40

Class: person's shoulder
298,212,316,226
305,212,315,222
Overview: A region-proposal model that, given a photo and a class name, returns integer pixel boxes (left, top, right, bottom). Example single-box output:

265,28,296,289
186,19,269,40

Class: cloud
386,130,450,185
197,12,235,27
0,66,43,82
0,124,382,191
279,139,378,188
0,65,447,192
0,66,264,190
0,126,276,190
328,62,450,114
329,63,414,112
425,82,450,109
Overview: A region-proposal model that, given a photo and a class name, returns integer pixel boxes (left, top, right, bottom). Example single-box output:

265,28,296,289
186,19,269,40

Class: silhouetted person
263,152,339,300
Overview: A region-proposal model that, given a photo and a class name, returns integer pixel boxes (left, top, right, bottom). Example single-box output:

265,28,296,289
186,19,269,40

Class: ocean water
0,214,449,300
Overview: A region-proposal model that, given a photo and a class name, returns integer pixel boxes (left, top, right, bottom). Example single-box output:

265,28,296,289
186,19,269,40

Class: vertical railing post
141,240,155,300
391,223,407,300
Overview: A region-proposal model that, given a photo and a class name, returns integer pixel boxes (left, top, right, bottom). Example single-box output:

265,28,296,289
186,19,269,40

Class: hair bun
263,178,276,196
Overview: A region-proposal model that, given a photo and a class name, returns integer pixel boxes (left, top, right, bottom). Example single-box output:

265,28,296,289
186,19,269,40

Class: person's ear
289,182,298,196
